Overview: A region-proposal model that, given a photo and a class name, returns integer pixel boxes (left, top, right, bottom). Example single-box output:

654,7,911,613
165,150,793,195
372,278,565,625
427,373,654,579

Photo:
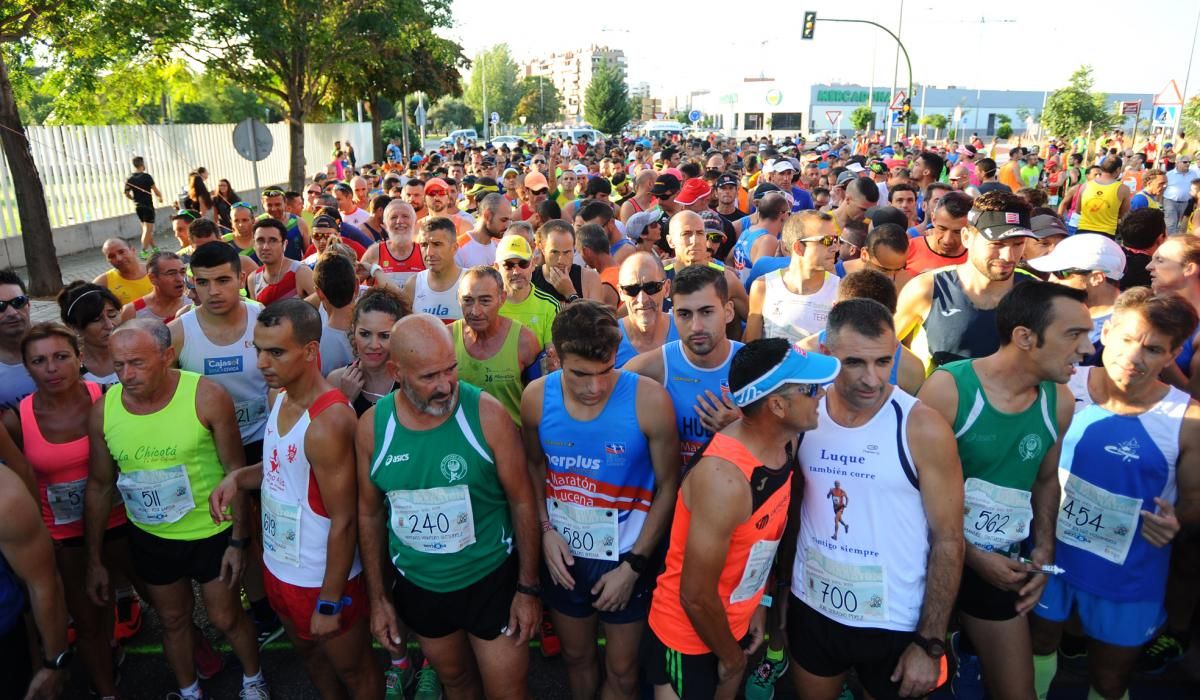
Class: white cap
1027,233,1126,281
770,159,796,173
571,164,588,176
845,162,866,174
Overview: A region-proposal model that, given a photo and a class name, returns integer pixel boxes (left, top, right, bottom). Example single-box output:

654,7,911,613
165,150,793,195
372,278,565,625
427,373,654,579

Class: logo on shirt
204,356,243,375
605,442,626,466
440,453,468,482
939,308,963,317
1018,433,1043,461
384,453,410,466
269,448,280,472
286,444,298,463
1104,438,1141,463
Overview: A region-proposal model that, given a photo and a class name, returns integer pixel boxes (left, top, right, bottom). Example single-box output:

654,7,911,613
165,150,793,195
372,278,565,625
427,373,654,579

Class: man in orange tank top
643,339,839,699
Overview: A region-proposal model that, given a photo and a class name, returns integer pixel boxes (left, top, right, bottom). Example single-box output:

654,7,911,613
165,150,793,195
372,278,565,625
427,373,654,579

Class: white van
546,128,606,144
440,128,478,146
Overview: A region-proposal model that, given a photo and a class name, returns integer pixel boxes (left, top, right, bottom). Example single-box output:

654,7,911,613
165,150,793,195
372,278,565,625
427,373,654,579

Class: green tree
515,76,561,130
584,61,631,135
627,95,644,122
1041,66,1117,140
429,96,474,133
920,113,947,140
463,44,519,127
996,114,1013,140
1181,96,1200,138
850,105,875,131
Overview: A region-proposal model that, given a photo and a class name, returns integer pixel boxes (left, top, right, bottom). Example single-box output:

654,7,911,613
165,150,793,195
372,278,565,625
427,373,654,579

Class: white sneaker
239,681,271,699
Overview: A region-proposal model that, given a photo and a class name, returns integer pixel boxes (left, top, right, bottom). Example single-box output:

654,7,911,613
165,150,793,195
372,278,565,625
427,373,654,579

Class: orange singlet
648,432,793,654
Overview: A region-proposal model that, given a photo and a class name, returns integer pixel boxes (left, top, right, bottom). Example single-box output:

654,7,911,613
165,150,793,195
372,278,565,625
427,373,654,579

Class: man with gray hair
457,193,514,268
360,199,425,290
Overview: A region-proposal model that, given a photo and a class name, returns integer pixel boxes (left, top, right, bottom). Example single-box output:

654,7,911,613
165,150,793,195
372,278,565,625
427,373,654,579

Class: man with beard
360,200,425,290
896,192,1035,374
456,194,513,269
531,220,603,304
403,179,428,220
745,211,841,344
496,235,559,352
421,178,472,243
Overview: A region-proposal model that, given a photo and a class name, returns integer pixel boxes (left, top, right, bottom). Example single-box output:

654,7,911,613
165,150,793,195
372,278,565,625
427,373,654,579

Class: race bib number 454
1056,473,1141,565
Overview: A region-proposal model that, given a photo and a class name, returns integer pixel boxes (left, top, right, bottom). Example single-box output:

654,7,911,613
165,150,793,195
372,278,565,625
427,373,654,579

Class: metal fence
0,121,375,238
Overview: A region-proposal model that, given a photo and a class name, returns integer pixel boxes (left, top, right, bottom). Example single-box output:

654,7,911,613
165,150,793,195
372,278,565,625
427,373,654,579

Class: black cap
312,215,339,230
967,208,1034,241
752,182,781,199
650,174,681,197
585,177,612,196
716,173,739,188
865,206,909,229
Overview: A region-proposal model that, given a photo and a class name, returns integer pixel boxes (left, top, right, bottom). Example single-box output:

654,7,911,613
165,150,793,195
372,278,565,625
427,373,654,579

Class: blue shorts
541,556,654,625
1035,575,1165,648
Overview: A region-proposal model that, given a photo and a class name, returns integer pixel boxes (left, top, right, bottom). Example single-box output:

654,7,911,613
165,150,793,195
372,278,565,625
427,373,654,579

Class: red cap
674,178,713,206
424,177,450,195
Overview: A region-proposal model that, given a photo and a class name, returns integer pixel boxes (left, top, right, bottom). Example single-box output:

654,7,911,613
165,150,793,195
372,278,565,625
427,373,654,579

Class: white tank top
794,389,927,632
412,269,465,323
317,304,354,377
761,269,839,343
261,390,363,587
178,303,269,443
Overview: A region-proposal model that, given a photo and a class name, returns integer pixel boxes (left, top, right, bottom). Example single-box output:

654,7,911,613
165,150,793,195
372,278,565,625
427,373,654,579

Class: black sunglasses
1051,268,1091,279
620,281,666,297
530,188,549,196
0,295,29,313
502,259,531,270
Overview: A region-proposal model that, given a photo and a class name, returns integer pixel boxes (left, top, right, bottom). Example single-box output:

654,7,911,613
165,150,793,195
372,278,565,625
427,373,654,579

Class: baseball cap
424,177,450,195
730,344,840,408
312,215,339,230
1029,214,1070,240
715,173,739,188
967,208,1034,241
675,178,713,206
502,166,520,177
626,210,663,240
699,210,726,235
836,171,858,186
1026,233,1125,280
771,159,797,173
752,182,782,200
571,164,588,176
865,206,909,229
524,171,549,191
650,174,681,198
662,167,685,181
495,234,533,262
845,162,866,174
465,177,499,199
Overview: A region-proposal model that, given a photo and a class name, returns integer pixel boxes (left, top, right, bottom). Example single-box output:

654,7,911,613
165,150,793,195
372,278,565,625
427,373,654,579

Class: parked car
439,128,478,146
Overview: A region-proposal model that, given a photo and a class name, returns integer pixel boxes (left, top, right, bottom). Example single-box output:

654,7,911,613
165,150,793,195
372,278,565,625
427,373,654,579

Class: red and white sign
1120,100,1141,115
1154,80,1183,106
889,90,907,111
826,110,842,125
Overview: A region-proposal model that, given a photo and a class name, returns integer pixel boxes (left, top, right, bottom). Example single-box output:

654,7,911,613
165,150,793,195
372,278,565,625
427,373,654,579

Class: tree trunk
287,104,305,191
369,95,384,160
0,51,62,296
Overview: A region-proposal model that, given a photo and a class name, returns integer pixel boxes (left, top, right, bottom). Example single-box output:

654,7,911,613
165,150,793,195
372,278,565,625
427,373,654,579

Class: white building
524,46,627,124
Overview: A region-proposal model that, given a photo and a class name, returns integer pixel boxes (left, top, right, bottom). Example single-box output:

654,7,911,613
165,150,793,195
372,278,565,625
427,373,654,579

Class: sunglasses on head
620,280,666,297
0,295,29,313
801,235,841,247
262,189,284,197
230,202,253,210
175,209,198,219
502,259,531,270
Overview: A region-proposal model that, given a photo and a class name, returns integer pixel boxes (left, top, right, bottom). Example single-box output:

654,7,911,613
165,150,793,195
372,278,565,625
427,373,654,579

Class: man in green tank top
83,319,270,699
919,282,1092,700
357,313,541,699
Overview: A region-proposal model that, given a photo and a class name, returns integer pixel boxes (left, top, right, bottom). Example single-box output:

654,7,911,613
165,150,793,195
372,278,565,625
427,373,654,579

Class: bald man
614,251,678,367
94,238,154,306
357,314,541,700
619,170,657,222
665,211,749,326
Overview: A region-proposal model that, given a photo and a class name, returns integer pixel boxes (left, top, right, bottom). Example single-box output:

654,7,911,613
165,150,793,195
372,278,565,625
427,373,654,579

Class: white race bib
387,486,476,554
548,498,620,561
46,478,87,526
730,538,781,604
803,547,888,623
116,465,195,525
234,397,268,429
1057,473,1142,565
262,492,302,567
963,478,1034,552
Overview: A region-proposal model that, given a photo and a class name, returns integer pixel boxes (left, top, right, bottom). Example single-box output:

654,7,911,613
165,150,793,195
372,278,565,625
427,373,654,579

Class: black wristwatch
565,294,581,303
912,635,946,659
228,537,249,550
43,648,73,670
515,582,543,597
620,552,649,575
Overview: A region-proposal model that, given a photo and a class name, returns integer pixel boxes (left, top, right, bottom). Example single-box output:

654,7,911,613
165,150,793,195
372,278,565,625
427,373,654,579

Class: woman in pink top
1,323,135,699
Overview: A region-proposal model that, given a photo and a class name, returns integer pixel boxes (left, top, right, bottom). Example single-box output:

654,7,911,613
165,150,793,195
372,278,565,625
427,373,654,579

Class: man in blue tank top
626,264,743,463
1030,289,1200,700
521,300,681,700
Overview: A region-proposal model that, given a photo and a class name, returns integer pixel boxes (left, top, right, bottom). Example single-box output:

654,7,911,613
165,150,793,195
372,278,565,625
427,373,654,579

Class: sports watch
43,648,73,670
913,635,946,659
316,596,352,616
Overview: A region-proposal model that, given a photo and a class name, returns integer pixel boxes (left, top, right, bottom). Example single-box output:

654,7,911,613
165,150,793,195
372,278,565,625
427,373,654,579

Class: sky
444,0,1200,103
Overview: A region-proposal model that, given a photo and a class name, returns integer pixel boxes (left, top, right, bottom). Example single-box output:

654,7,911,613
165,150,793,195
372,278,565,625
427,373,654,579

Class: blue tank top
1056,372,1189,602
540,371,655,556
817,329,900,385
610,238,634,257
664,261,726,313
731,227,771,278
1175,328,1198,377
0,551,24,634
662,340,743,461
616,315,679,368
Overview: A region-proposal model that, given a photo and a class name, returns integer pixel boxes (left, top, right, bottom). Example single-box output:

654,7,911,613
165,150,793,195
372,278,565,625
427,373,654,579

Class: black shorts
640,624,720,699
392,554,517,640
542,556,654,625
244,439,264,467
57,522,132,548
128,525,231,587
0,615,30,700
135,205,156,224
787,596,925,700
956,565,1019,621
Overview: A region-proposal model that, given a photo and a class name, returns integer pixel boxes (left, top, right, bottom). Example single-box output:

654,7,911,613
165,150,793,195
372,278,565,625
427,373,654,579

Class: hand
209,473,239,524
338,361,366,403
592,561,638,612
309,609,341,640
1141,497,1180,547
86,562,110,607
542,529,576,589
890,643,941,698
1016,545,1053,615
968,549,1028,592
23,668,67,700
219,545,245,589
545,266,576,298
506,588,541,647
744,605,767,656
715,655,747,700
694,390,742,434
370,597,405,655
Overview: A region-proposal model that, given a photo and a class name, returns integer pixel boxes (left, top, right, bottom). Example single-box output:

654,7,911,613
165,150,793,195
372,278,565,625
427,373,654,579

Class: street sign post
1153,105,1179,127
826,110,842,131
889,90,907,111
1154,80,1184,136
232,118,273,196
688,109,703,123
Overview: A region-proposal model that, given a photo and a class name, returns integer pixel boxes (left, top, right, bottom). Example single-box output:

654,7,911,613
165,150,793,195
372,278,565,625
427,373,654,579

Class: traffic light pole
815,17,913,139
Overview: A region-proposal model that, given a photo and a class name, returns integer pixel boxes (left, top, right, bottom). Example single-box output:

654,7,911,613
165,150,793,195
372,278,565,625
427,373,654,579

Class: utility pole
886,0,905,144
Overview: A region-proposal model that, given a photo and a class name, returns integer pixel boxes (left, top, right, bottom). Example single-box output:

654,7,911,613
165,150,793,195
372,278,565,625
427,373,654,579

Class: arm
306,404,360,638
400,275,416,308
600,282,620,310
84,400,116,605
151,184,164,203
0,415,34,499
894,272,934,346
725,269,749,322
93,272,109,288
167,317,185,364
743,278,766,342
749,234,779,265
580,267,603,302
517,326,540,374
897,346,927,396
1117,184,1132,220
623,346,666,384
1172,401,1200,526
195,378,249,587
295,264,316,299
119,301,137,323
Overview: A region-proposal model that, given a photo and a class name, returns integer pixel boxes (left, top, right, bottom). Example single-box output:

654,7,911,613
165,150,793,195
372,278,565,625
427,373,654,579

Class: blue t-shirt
790,187,815,212
1129,193,1156,211
386,144,402,163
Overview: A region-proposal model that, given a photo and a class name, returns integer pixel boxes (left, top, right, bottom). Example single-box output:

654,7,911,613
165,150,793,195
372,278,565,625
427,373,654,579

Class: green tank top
103,371,229,540
451,319,525,425
939,359,1058,491
369,383,512,592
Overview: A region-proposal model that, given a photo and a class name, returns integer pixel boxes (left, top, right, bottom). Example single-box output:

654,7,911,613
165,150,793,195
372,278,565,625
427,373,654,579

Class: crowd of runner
2,126,1199,700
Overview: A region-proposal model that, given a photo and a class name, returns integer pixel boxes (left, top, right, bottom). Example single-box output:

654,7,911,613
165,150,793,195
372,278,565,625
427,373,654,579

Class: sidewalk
16,232,177,324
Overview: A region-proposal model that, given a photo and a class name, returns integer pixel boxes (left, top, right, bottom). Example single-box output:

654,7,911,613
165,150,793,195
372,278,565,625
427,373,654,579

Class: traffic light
902,98,912,115
802,11,817,40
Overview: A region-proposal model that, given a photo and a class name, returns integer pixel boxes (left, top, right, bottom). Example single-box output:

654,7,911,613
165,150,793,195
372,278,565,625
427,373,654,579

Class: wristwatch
565,294,581,303
43,648,73,670
228,537,249,550
913,635,946,659
620,552,649,575
316,596,352,616
515,582,543,597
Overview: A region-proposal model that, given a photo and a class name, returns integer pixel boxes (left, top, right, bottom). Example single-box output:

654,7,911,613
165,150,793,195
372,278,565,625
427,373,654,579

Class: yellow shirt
103,268,154,306
1076,180,1122,235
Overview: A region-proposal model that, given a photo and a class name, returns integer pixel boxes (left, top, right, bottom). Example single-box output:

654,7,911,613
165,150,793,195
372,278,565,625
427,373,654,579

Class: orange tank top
648,432,793,654
905,235,967,275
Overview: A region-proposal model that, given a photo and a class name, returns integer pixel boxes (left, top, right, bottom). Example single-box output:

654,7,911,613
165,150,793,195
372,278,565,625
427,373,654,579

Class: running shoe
539,612,561,658
1057,631,1088,667
413,661,442,700
254,613,285,649
1137,631,1188,674
950,631,984,699
383,660,413,699
836,683,855,700
238,680,271,699
115,594,143,641
743,652,789,700
194,633,224,680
